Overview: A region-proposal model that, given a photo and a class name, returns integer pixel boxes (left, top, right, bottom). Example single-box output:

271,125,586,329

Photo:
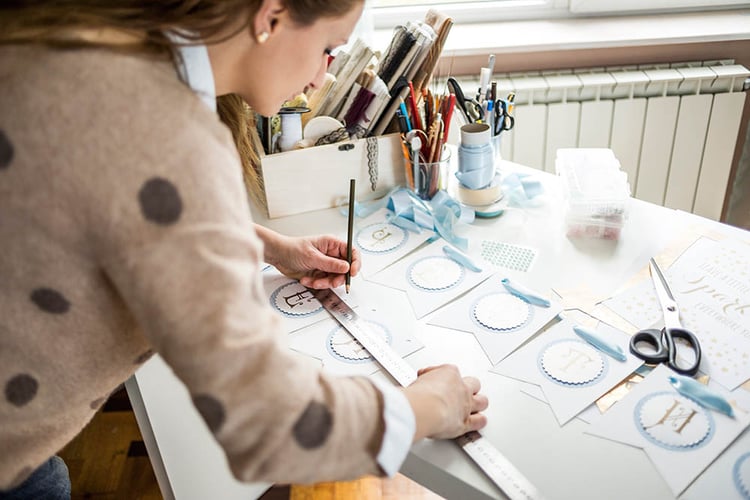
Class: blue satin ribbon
669,374,735,418
349,188,474,252
429,190,474,251
443,245,482,272
502,172,544,207
501,278,551,308
572,325,626,362
456,143,495,189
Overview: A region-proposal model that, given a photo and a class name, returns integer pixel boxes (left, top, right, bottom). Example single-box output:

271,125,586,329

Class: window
569,0,750,14
370,0,750,28
371,0,565,28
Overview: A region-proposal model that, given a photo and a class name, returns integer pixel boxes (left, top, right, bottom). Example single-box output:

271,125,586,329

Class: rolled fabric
456,142,494,189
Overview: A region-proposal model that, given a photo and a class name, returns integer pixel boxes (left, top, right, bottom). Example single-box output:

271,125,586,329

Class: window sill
372,8,750,57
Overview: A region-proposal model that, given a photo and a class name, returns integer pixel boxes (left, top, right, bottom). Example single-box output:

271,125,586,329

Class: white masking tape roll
458,173,503,206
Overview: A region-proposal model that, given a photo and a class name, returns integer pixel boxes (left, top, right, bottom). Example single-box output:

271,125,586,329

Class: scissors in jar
447,77,482,124
493,98,515,135
629,258,702,376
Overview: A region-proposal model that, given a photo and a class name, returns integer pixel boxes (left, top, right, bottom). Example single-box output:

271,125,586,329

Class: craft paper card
682,385,750,500
286,286,423,377
368,240,493,319
427,275,561,364
354,208,433,278
586,364,750,496
262,266,362,333
603,237,750,389
491,317,644,425
736,450,750,500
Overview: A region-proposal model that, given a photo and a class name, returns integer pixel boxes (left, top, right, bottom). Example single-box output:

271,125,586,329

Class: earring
256,32,269,44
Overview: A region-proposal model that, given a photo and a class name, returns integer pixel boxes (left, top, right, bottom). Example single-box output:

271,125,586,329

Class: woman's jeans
0,456,71,500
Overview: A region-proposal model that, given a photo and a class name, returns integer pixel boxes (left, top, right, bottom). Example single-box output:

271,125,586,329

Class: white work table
126,160,749,500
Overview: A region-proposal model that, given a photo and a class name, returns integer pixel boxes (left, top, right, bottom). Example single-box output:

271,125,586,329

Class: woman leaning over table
0,1,489,497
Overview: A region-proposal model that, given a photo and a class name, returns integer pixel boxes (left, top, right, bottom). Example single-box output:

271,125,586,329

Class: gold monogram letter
644,399,697,434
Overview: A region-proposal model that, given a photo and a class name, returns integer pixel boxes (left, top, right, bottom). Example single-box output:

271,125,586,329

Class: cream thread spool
278,107,309,152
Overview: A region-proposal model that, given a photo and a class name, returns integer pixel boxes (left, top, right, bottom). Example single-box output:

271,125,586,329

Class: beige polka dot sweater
0,45,390,489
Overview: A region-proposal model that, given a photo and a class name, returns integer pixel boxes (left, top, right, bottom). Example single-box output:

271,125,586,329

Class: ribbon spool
456,123,495,190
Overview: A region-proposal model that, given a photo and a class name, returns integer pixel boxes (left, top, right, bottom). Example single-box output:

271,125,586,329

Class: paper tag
356,222,409,253
271,282,323,317
635,391,714,450
327,321,392,363
538,339,606,386
472,293,531,331
408,256,465,291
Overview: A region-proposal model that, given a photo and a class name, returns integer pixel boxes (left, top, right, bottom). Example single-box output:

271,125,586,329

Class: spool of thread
278,107,309,152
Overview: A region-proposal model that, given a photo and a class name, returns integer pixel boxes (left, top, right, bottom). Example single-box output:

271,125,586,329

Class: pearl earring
256,32,269,44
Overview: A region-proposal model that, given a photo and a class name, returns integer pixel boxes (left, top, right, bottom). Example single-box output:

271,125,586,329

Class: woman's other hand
403,364,489,441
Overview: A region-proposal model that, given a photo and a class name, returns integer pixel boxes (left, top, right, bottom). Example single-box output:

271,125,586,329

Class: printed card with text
603,237,750,390
354,208,433,278
286,285,423,377
491,316,643,425
428,275,562,364
368,240,493,319
586,364,750,496
262,266,363,334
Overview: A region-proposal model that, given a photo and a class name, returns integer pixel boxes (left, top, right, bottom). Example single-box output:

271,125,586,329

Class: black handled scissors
629,258,702,376
493,99,515,135
447,77,482,124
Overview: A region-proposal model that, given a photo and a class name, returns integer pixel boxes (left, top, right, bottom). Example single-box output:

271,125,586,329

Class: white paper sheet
682,381,750,500
368,240,494,319
427,275,562,364
491,316,644,425
287,283,424,377
586,364,750,496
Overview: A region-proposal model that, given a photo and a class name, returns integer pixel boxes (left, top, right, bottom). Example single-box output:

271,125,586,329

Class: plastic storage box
555,148,631,240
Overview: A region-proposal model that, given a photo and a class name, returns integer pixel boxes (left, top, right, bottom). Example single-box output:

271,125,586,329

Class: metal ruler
310,288,545,500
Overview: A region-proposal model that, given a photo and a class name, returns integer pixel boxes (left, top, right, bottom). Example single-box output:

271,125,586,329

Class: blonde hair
0,0,363,204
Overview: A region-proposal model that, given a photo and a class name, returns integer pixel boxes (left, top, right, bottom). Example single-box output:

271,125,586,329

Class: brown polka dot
90,397,106,410
293,401,332,449
192,394,225,433
30,287,70,314
0,129,13,169
134,349,155,365
138,177,182,225
5,374,38,407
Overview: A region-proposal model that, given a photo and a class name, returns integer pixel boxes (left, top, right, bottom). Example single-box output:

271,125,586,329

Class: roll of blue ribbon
456,142,495,190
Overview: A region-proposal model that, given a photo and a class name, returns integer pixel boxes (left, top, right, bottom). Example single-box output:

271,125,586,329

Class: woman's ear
253,0,288,42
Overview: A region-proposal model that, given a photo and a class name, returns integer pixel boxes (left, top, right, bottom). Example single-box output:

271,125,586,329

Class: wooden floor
59,387,444,500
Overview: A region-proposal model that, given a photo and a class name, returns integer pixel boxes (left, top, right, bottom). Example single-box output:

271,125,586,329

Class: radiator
460,62,750,221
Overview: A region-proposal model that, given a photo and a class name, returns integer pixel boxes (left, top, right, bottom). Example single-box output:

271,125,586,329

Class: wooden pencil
345,178,355,294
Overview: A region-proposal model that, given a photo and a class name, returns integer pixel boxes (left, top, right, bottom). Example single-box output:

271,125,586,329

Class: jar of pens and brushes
399,88,454,201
